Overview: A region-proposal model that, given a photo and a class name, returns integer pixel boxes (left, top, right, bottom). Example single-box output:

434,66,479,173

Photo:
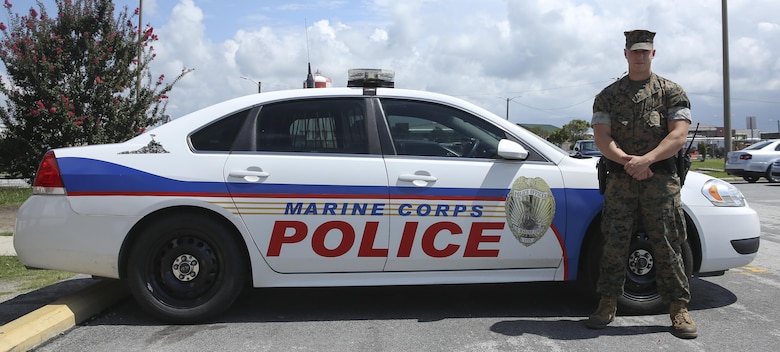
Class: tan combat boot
585,296,617,329
670,301,698,339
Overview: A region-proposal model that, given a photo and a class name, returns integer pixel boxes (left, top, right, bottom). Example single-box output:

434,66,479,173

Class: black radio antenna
304,19,314,88
305,19,311,62
686,123,700,153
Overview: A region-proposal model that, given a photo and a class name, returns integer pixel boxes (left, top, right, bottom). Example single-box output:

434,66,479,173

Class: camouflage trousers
597,171,691,303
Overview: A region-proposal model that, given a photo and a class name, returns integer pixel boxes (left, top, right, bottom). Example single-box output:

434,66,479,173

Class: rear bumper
726,169,765,178
13,196,132,278
725,168,744,176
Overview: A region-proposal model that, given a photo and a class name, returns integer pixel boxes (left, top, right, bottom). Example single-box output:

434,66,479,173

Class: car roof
129,87,568,162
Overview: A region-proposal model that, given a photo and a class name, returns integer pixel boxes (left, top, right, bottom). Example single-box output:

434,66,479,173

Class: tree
697,141,707,161
0,0,191,178
547,128,570,145
526,126,551,139
561,119,591,144
547,119,591,146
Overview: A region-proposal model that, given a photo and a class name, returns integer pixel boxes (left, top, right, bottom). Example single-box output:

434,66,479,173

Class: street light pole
771,119,780,134
240,77,262,93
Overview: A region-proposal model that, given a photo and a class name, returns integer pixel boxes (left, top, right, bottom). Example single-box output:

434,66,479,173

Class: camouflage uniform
591,72,692,303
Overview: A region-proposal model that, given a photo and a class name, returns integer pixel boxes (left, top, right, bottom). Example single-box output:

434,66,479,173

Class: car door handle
398,174,437,182
229,169,270,179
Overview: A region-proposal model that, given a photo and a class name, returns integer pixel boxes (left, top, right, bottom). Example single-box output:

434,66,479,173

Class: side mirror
497,139,529,160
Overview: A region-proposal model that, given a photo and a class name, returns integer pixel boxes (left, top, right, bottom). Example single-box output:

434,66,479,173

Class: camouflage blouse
591,73,691,156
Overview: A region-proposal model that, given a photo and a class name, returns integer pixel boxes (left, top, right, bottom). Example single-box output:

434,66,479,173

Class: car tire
743,175,760,183
127,213,247,323
766,167,780,183
618,232,693,314
580,228,693,315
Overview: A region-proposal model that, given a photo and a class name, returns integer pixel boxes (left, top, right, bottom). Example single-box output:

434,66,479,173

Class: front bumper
687,203,760,273
731,237,760,255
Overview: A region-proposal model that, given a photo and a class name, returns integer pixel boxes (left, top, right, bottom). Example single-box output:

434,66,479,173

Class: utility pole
505,96,522,120
136,0,143,95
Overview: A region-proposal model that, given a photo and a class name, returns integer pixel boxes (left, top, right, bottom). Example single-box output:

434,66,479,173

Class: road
35,182,780,352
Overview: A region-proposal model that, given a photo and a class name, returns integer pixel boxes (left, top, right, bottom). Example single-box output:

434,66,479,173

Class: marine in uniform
586,29,697,339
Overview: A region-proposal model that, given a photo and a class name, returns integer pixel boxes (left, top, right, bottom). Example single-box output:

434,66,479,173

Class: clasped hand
622,155,654,181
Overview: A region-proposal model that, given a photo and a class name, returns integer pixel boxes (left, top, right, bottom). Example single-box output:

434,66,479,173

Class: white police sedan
14,69,760,323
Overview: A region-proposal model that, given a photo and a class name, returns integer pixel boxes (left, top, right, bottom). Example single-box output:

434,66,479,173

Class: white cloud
370,28,388,42
12,0,780,132
757,22,780,32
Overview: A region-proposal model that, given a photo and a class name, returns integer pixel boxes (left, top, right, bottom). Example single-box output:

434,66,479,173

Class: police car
14,69,760,323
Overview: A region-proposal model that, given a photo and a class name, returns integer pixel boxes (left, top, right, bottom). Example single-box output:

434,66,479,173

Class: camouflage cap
625,29,655,51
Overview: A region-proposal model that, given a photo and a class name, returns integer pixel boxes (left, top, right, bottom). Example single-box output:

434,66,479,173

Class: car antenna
677,122,700,186
686,123,700,156
304,19,314,88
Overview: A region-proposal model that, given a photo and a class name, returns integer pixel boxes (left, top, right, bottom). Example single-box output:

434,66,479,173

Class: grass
690,157,729,179
0,187,30,236
0,256,75,293
0,187,32,207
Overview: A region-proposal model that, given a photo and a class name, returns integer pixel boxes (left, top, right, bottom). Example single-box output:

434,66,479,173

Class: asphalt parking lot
1,180,778,351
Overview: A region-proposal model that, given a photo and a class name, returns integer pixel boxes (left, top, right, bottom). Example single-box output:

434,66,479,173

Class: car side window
255,99,368,154
380,99,504,158
190,108,252,152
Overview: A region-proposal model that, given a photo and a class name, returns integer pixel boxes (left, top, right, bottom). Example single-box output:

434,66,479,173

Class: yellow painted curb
0,280,129,352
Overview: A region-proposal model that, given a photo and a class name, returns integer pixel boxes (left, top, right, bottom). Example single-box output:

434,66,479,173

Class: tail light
739,154,752,160
32,150,66,195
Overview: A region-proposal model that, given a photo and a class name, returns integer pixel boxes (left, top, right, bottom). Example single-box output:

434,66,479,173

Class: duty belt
604,157,677,174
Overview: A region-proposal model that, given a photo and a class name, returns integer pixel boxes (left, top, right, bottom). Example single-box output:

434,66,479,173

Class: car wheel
580,229,693,315
127,213,247,323
618,232,693,314
743,175,760,183
766,167,780,183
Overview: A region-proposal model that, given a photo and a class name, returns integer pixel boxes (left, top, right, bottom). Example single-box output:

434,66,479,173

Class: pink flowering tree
0,0,191,178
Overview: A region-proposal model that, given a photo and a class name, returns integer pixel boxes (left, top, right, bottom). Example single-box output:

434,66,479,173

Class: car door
379,99,566,272
223,98,390,273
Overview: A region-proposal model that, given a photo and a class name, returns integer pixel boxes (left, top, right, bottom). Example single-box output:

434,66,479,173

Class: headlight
701,179,746,207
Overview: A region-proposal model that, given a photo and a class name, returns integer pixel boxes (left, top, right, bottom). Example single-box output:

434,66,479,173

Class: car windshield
580,141,597,151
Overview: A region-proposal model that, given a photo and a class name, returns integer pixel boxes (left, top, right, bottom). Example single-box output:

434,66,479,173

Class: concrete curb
0,236,16,256
0,279,129,352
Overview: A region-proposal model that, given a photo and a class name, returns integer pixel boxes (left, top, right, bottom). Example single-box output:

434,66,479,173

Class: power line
687,92,780,105
457,79,613,99
515,96,595,111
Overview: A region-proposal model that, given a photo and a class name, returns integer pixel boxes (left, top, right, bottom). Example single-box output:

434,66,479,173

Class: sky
5,0,780,133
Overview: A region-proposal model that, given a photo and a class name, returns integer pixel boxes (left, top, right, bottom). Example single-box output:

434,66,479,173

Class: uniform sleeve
667,82,692,123
668,107,691,122
591,92,611,126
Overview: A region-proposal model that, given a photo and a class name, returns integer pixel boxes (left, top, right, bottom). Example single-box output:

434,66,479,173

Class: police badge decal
505,177,556,247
